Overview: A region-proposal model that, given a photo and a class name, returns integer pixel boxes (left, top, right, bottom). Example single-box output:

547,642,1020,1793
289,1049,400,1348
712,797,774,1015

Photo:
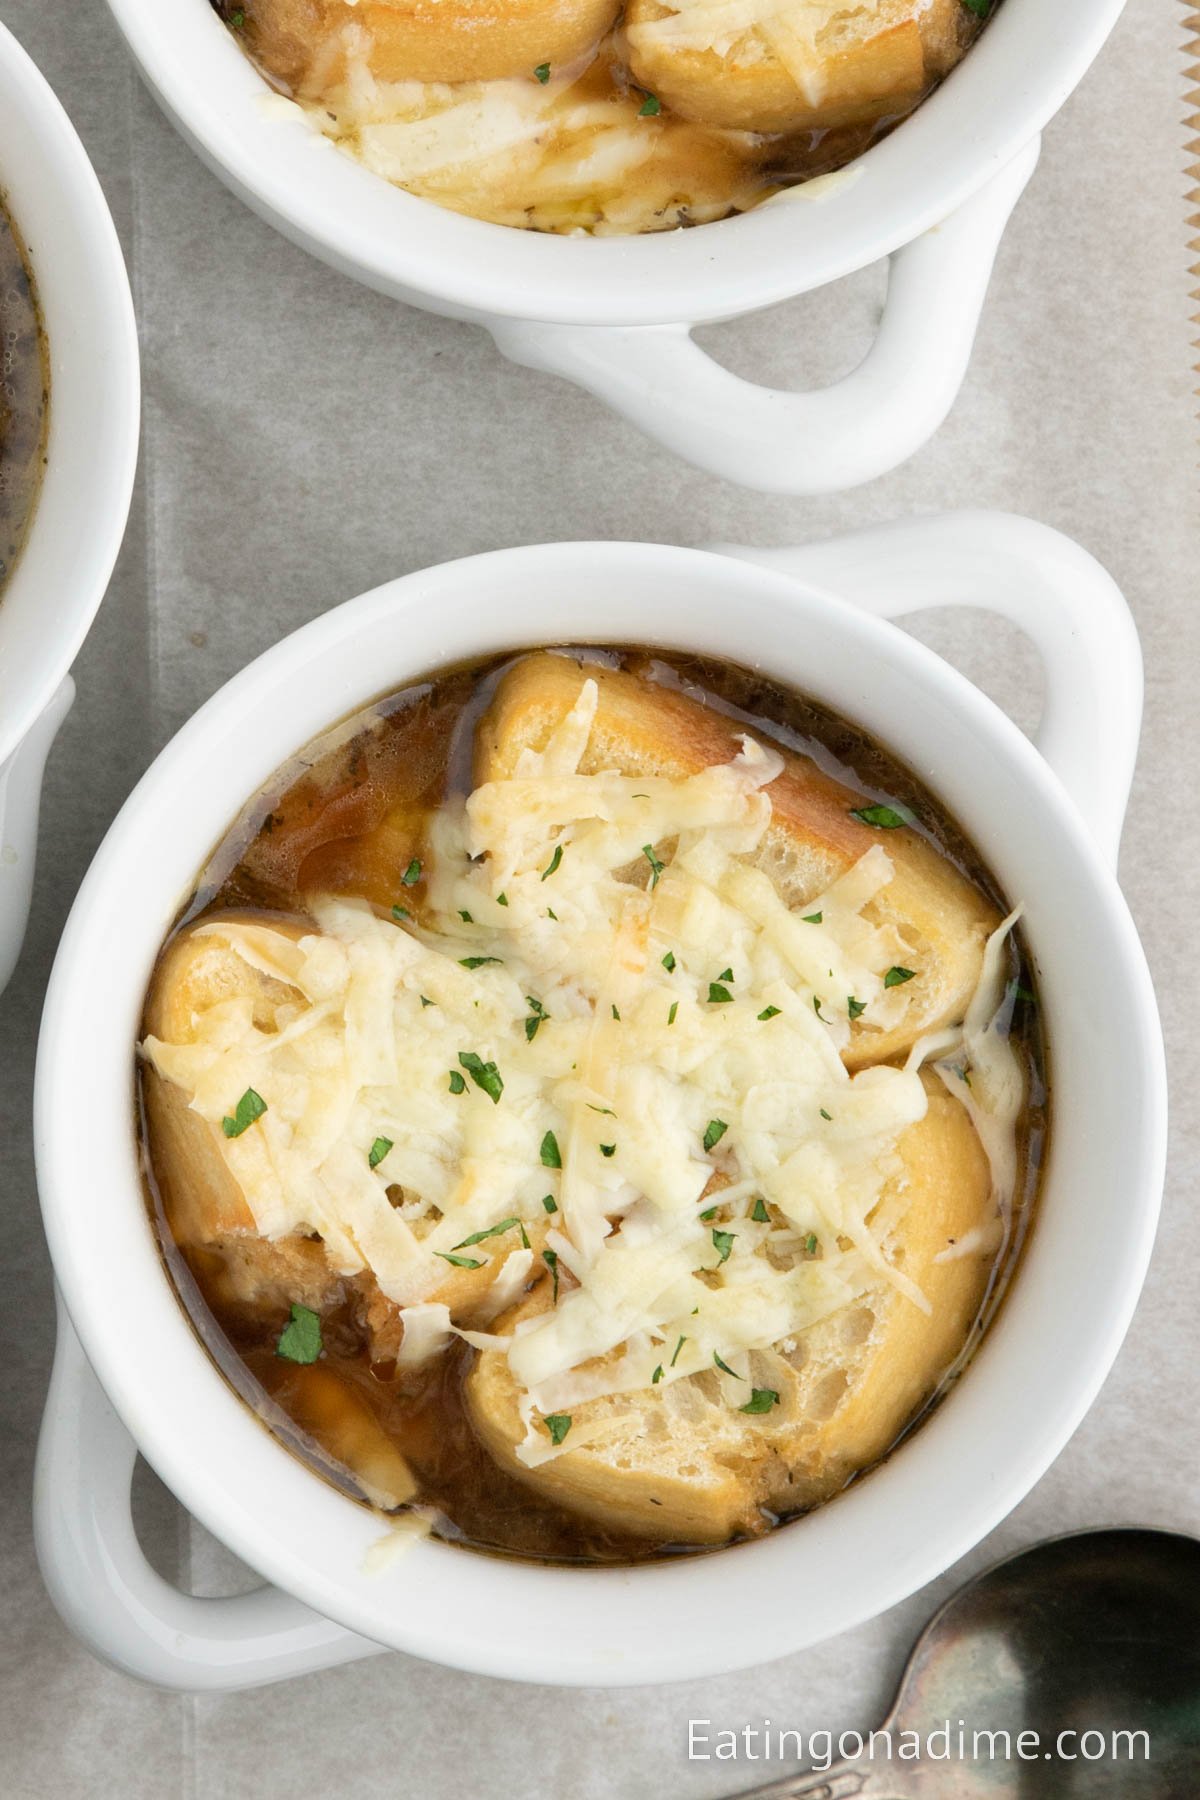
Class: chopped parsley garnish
542,1194,558,1213
638,92,661,116
546,907,558,921
458,909,474,923
401,857,422,886
708,982,734,1004
497,892,509,907
458,1051,503,1103
642,844,665,887
670,1334,686,1366
1007,979,1035,1004
661,950,676,972
419,994,434,1008
542,1246,559,1300
884,965,916,988
435,1251,484,1270
533,60,551,80
525,995,548,1042
587,1104,615,1116
711,1228,735,1265
543,1412,572,1446
541,844,564,881
228,8,245,27
222,1088,266,1139
758,1005,781,1021
820,1109,832,1122
611,1004,621,1021
700,1208,717,1222
599,1143,616,1158
740,1387,780,1415
276,1303,321,1364
540,1130,562,1168
391,905,410,922
668,1002,679,1025
454,1217,530,1251
448,1070,466,1094
847,996,867,1020
717,968,734,983
751,1196,770,1223
802,911,823,924
713,1351,742,1379
459,955,502,970
703,1118,728,1152
850,803,910,830
805,1233,818,1254
368,1135,393,1170
813,996,828,1022
651,1365,664,1384
960,0,990,14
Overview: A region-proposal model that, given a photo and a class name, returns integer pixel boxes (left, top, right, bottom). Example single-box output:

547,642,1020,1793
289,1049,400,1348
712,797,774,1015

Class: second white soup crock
34,513,1164,1691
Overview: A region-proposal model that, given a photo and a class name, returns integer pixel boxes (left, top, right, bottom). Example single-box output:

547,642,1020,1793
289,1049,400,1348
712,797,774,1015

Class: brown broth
140,648,1048,1565
0,194,47,593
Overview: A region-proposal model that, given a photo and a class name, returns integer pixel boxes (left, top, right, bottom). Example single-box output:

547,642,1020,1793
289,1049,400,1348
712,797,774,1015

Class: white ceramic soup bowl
103,0,1120,493
34,513,1164,1691
0,22,140,997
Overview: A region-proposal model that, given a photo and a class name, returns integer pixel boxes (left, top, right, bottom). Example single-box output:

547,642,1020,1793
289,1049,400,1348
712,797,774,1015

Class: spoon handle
728,1760,910,1800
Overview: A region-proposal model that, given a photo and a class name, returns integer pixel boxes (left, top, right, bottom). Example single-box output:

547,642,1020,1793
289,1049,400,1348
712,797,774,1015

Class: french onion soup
214,0,997,234
139,649,1045,1562
0,193,46,594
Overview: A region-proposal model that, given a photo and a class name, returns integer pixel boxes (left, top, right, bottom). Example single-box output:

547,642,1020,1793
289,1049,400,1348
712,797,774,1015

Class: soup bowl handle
0,678,74,998
34,1292,385,1691
711,511,1141,869
488,142,1038,497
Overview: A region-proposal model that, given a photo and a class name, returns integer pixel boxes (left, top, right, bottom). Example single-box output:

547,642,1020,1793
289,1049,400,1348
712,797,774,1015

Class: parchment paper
0,0,1196,1793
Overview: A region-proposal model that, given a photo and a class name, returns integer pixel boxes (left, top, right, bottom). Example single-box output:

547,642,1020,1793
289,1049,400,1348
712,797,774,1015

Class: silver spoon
730,1529,1200,1798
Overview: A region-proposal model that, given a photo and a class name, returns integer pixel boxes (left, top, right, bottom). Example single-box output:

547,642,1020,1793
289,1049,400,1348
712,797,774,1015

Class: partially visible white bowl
0,22,140,995
100,0,1120,490
33,514,1166,1691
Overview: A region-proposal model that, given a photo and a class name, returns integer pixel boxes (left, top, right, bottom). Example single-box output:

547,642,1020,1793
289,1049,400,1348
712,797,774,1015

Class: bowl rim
0,20,140,771
102,0,1126,326
35,541,1166,1684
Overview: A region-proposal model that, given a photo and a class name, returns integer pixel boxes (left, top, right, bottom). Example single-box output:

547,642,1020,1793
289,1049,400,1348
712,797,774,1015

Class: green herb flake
541,844,564,881
668,1002,679,1026
497,892,509,907
651,1364,664,1384
758,1005,781,1021
542,1194,557,1213
819,1108,831,1122
805,1232,819,1254
847,996,867,1020
711,1228,736,1265
717,968,734,983
850,803,910,830
642,844,665,887
599,1143,616,1158
458,909,474,923
661,950,676,972
525,995,549,1042
368,1135,393,1170
740,1387,780,1415
454,1217,528,1251
401,857,423,886
802,911,823,924
419,994,434,1008
542,1247,560,1300
638,91,661,115
543,1412,572,1446
884,965,916,988
540,1130,562,1168
751,1196,770,1223
222,1088,267,1139
435,1250,484,1270
587,1104,615,1116
459,955,502,970
458,1051,503,1104
448,1070,467,1094
700,1207,717,1222
533,60,551,81
713,1351,743,1379
813,996,828,1022
670,1334,686,1367
611,1004,621,1021
546,907,558,921
703,1118,728,1152
228,7,245,27
276,1303,321,1364
1007,979,1035,1004
960,0,990,15
708,982,734,1005
391,905,410,922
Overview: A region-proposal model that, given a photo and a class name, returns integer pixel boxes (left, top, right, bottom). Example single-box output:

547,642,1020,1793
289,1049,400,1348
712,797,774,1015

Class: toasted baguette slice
142,914,545,1330
473,653,999,1069
238,0,622,90
625,0,962,135
465,1076,993,1543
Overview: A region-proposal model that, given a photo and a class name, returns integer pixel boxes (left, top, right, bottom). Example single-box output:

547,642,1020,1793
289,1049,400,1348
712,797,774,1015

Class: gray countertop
0,0,1196,1793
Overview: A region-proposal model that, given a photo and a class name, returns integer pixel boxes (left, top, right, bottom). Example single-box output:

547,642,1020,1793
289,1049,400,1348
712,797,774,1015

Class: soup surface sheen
139,648,1046,1564
0,196,46,594
216,0,994,234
